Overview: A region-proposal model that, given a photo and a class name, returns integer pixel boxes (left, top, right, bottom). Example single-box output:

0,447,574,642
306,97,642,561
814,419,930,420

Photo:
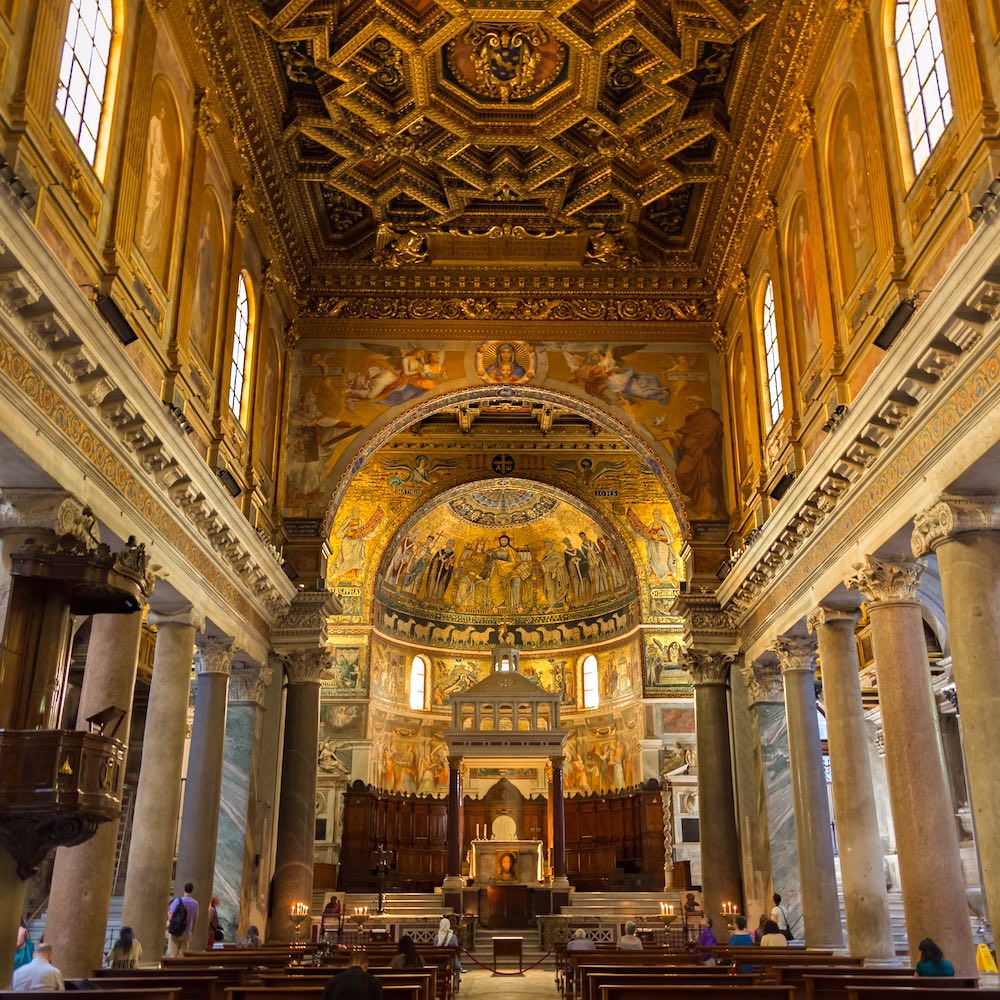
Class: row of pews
0,942,459,1000
560,944,998,1000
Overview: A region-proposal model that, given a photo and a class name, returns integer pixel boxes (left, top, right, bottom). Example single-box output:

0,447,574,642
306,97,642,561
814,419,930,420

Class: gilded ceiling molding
788,96,816,152
844,555,924,605
833,0,867,31
911,495,1000,556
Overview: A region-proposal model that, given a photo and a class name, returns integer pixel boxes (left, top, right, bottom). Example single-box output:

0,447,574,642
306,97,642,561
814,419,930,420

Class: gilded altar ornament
373,224,428,268
475,341,536,384
585,228,642,269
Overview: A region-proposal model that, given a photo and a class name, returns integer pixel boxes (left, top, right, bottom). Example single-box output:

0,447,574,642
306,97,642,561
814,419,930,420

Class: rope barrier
459,942,554,976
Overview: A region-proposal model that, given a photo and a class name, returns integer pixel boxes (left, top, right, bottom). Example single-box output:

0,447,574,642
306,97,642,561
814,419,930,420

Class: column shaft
846,556,975,975
551,760,567,884
685,651,742,933
0,846,27,987
46,612,145,976
810,608,893,959
270,675,322,941
447,758,463,878
932,531,1000,938
121,611,202,961
777,637,843,948
174,638,233,943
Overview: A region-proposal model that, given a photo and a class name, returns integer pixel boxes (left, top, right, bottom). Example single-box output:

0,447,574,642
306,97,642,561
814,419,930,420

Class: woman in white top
759,919,789,948
106,926,142,969
769,893,790,936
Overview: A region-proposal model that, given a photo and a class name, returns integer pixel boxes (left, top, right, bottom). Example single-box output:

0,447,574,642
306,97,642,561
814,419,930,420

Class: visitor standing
166,883,199,957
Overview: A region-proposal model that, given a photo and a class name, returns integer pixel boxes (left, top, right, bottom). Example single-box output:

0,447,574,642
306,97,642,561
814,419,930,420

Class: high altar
442,633,569,920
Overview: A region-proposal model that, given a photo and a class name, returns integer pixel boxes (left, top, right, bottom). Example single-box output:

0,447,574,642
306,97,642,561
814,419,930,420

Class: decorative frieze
911,495,1000,556
844,555,924,605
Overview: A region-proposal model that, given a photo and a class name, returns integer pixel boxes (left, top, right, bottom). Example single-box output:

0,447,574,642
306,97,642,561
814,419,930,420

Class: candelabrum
720,901,743,935
351,905,369,939
289,902,310,945
658,902,676,945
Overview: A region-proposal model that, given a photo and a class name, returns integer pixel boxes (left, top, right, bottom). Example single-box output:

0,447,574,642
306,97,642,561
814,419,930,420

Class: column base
549,875,571,890
442,875,466,892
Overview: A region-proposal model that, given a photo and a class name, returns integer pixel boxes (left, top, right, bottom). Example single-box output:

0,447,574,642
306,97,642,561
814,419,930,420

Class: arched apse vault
319,383,699,539
322,394,690,630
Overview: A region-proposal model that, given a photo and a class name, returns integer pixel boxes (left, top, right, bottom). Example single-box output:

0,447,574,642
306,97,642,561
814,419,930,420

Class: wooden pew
226,971,435,1000
162,954,313,970
1,991,178,1000
78,975,220,1000
772,965,914,987
582,972,756,1000
596,987,797,1000
847,990,1000,1000
568,958,721,1000
255,969,437,1000
802,975,980,1000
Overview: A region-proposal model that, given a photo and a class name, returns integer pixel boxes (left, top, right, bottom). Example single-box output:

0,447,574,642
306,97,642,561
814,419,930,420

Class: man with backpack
166,883,199,956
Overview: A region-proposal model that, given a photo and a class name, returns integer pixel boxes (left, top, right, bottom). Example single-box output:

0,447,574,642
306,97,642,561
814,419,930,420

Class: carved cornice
788,96,815,151
195,635,236,676
229,661,273,706
911,495,1000,556
280,648,330,685
271,589,342,653
676,593,738,651
682,648,734,687
148,604,206,632
844,555,924,605
773,634,817,675
739,660,784,705
0,489,100,549
806,606,859,634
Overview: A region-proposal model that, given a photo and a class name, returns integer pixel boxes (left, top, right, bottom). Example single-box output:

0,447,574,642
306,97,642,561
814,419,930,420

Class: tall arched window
55,0,114,165
761,279,784,428
894,0,952,173
581,654,599,710
409,656,426,711
228,273,253,422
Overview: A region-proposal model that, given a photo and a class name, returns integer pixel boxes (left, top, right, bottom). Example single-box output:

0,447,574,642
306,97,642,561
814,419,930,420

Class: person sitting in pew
565,928,596,993
616,922,643,951
759,919,788,948
238,925,261,949
727,915,754,973
13,942,64,991
752,914,767,944
389,935,424,969
323,952,382,1000
916,938,955,977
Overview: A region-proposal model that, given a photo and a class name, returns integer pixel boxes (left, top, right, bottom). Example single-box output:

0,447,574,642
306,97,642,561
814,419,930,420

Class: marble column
808,606,893,959
913,496,1000,937
845,555,975,975
444,755,464,887
121,607,204,960
213,661,272,940
739,660,797,933
551,755,568,888
774,635,843,948
270,649,325,942
683,649,742,933
174,637,234,939
46,610,147,976
0,849,25,988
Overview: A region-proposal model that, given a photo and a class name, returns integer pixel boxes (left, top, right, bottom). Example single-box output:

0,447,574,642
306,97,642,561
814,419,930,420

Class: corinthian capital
682,648,734,686
195,635,236,676
845,554,924,604
911,495,1000,556
807,606,859,634
739,660,784,705
280,647,330,685
773,634,818,675
229,662,273,706
0,489,100,550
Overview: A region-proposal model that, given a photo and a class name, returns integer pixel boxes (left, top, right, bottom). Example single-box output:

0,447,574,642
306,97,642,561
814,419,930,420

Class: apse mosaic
286,340,724,520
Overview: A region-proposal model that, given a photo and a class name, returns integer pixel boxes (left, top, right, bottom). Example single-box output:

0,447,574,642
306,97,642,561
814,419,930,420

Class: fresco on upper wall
786,195,821,366
828,87,876,295
320,643,368,695
286,341,724,520
563,703,643,795
181,187,225,372
134,75,183,290
319,700,367,741
642,629,691,695
254,325,281,479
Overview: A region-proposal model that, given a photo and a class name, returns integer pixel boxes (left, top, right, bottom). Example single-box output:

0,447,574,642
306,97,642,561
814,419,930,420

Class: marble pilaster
213,661,272,941
684,649,742,935
121,606,204,960
45,609,147,977
845,555,975,975
269,649,326,942
913,495,1000,942
175,636,235,933
740,660,800,936
808,606,893,959
774,635,843,948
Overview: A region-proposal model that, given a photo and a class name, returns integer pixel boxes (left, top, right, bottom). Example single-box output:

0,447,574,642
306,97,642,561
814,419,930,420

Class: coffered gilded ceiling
195,0,818,314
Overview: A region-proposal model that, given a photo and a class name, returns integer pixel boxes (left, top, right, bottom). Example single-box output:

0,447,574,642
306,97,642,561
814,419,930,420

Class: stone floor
459,964,560,998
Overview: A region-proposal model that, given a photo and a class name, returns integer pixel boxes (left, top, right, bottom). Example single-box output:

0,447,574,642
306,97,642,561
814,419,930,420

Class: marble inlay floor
458,965,560,998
